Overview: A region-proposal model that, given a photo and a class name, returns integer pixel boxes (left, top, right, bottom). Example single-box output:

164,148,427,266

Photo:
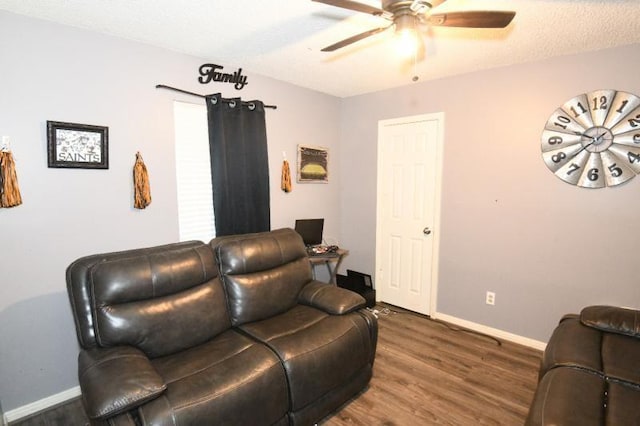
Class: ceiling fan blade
312,0,385,17
321,26,390,52
427,0,448,9
427,11,516,28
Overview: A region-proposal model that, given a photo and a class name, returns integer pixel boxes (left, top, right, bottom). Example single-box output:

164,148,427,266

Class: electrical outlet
485,291,496,306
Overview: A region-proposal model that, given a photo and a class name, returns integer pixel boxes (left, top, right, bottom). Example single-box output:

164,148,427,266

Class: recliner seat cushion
240,304,373,411
140,330,289,426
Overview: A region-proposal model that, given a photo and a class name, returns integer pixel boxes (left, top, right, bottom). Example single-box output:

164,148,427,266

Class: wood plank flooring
10,305,542,426
322,305,541,425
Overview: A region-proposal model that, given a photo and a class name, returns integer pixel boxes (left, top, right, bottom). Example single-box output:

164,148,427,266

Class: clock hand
578,141,595,154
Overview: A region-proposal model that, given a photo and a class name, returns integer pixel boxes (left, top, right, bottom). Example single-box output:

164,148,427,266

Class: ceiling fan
312,0,516,52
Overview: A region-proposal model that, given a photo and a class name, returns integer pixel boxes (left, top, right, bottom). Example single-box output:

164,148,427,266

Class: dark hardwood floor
322,305,541,425
10,305,541,426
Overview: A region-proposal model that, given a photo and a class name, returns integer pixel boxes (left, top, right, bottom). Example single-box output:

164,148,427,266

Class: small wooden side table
308,249,348,285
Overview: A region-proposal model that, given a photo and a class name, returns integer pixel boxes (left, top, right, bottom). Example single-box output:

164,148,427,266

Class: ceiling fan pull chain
412,45,419,82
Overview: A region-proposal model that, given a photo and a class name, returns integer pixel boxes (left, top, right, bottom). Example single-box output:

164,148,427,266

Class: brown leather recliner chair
526,306,640,425
67,228,377,425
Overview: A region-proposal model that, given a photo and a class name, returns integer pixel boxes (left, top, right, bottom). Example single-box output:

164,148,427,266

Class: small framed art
297,144,328,183
47,121,109,169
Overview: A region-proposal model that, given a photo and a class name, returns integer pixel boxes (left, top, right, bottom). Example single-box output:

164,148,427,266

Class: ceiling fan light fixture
394,13,419,57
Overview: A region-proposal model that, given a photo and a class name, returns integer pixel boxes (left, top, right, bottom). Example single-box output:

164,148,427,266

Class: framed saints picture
47,121,109,169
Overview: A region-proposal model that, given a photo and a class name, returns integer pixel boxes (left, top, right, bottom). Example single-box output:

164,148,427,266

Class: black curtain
206,93,270,236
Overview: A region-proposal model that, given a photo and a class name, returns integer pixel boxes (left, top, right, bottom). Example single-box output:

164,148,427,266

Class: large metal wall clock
541,90,640,188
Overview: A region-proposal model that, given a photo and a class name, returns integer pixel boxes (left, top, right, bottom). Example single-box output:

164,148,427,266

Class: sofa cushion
212,228,313,325
67,240,204,349
601,331,640,384
240,304,373,411
526,367,605,426
540,314,602,377
606,378,640,425
141,330,289,426
526,367,640,426
541,314,640,385
89,245,231,358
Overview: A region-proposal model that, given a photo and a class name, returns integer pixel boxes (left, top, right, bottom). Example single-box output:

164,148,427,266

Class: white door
376,113,443,315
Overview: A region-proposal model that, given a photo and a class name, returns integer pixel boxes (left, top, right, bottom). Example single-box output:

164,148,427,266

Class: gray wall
339,43,640,343
0,11,341,411
3,6,640,413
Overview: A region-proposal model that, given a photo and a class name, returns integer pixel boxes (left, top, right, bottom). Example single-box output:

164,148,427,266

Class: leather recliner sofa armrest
580,305,640,338
299,281,366,314
79,346,166,420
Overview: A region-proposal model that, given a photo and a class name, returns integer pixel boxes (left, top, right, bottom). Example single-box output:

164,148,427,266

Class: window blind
173,101,215,242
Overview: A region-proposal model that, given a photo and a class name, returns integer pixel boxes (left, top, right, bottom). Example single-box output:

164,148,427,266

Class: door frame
375,112,445,315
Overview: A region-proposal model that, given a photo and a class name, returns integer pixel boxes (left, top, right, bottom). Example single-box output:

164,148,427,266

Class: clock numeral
616,99,629,114
628,114,640,128
634,134,640,144
570,102,588,118
587,168,599,181
566,163,581,175
592,96,608,111
627,151,640,164
554,115,571,130
551,152,566,163
548,136,563,145
608,163,622,178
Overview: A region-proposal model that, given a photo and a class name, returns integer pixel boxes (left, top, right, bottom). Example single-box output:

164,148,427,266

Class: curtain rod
155,84,277,110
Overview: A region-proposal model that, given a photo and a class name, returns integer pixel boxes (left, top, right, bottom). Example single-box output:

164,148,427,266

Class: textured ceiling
1,0,639,97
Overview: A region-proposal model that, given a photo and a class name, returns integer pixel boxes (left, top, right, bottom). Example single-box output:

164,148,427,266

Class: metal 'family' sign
198,63,248,90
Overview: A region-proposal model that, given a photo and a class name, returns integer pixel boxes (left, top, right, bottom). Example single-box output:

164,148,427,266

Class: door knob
423,227,431,235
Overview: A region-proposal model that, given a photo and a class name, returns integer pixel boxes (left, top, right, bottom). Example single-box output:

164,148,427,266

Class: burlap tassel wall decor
0,147,23,208
281,158,292,193
133,151,152,209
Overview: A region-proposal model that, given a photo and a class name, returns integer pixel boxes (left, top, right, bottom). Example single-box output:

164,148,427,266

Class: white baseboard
433,312,547,351
5,386,81,423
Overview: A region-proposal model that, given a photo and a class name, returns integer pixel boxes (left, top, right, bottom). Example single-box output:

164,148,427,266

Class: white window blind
173,101,216,242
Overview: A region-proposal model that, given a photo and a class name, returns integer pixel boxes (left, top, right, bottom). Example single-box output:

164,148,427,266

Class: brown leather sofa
66,228,378,425
526,306,640,425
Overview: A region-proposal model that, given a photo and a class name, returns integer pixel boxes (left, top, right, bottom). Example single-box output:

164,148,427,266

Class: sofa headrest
211,228,312,325
67,241,231,357
67,241,205,348
90,246,217,305
213,228,307,275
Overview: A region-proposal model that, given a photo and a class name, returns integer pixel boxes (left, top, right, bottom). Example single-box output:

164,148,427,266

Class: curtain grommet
229,100,237,108
248,103,256,111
